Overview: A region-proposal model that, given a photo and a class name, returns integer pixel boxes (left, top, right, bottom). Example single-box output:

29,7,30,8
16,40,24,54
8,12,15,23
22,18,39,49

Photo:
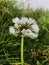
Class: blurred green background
0,0,49,65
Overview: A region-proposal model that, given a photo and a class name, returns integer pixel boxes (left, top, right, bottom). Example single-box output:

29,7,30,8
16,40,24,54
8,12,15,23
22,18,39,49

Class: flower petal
31,24,39,33
20,17,28,24
21,29,38,39
9,26,15,35
29,33,38,39
12,17,19,23
28,17,36,24
14,23,19,29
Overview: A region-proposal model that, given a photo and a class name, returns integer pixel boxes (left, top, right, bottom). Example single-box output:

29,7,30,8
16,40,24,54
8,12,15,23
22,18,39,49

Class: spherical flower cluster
9,17,39,39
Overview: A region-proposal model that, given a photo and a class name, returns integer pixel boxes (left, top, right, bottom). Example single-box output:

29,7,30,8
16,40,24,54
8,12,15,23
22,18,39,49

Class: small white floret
30,33,38,39
20,17,28,24
31,24,39,33
14,23,19,29
12,17,19,23
9,26,15,35
28,17,36,24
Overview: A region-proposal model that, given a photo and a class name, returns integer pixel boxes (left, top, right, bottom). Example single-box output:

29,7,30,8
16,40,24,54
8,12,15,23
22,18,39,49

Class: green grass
0,0,49,65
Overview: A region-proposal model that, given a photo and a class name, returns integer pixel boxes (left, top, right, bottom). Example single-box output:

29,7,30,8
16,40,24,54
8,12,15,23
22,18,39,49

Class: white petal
21,29,26,34
29,33,38,39
20,17,28,24
28,17,36,24
21,29,39,39
14,23,19,29
25,32,38,39
21,29,31,36
31,24,39,33
12,17,19,23
9,26,15,35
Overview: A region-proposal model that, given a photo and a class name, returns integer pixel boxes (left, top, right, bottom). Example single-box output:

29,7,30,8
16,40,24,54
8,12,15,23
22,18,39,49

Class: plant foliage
0,0,49,65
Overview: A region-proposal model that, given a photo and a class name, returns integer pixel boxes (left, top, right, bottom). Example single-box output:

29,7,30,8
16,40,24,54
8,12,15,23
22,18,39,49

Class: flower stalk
21,35,24,65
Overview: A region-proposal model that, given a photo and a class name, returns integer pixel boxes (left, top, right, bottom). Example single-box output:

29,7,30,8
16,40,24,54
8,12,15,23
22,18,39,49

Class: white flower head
9,17,39,39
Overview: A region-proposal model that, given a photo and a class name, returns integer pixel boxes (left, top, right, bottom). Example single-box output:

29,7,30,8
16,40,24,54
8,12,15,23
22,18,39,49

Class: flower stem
21,35,24,65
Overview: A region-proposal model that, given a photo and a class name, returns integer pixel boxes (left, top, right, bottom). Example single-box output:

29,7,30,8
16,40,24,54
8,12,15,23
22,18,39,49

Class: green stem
21,35,24,65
